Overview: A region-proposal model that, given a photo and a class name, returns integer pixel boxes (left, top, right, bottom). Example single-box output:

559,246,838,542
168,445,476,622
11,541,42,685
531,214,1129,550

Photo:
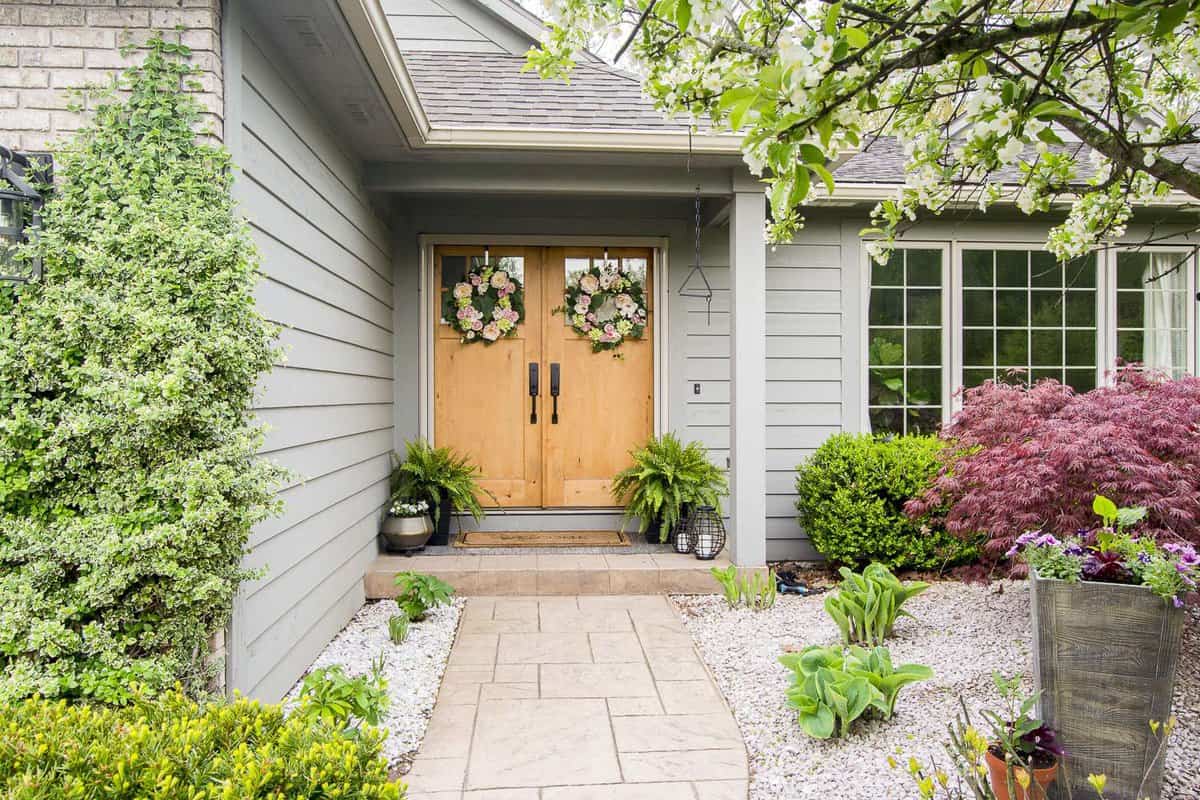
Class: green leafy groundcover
0,691,404,799
795,434,977,571
0,40,283,702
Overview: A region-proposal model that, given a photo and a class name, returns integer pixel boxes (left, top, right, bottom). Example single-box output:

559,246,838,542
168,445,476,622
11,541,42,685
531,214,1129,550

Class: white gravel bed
286,598,463,768
1164,604,1199,800
673,581,1197,800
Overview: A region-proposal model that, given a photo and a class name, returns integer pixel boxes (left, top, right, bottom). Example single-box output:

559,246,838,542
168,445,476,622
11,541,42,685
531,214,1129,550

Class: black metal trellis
0,145,46,284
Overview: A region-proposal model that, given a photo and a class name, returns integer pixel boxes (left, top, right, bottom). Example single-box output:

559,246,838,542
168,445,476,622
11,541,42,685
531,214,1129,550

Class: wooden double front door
434,246,654,509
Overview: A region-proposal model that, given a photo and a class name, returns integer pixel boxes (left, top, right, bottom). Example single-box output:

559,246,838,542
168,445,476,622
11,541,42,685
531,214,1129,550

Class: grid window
868,248,943,435
961,250,1097,392
1116,251,1189,377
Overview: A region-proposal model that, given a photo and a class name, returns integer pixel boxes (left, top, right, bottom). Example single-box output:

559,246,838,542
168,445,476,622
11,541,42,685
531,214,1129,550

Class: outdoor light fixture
0,145,46,283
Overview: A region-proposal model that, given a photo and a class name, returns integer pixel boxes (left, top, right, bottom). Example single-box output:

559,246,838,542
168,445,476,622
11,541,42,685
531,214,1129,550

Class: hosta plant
612,433,728,542
394,572,455,621
780,644,932,738
824,563,929,646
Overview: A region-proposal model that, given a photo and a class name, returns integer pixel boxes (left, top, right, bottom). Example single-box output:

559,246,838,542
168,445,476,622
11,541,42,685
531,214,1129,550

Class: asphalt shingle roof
403,52,690,131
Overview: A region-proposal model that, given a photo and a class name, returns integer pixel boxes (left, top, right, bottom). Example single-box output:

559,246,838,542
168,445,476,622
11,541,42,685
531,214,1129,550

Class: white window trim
859,241,1200,431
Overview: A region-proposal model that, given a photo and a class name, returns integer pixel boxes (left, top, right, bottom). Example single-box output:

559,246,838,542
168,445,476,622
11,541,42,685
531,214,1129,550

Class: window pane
1065,369,1096,392
963,290,993,326
1030,291,1064,327
441,255,468,290
1065,291,1096,327
872,251,903,286
868,329,904,365
1065,330,1095,366
962,368,994,388
1031,330,1063,366
622,257,648,283
869,289,903,325
996,290,1029,327
1116,291,1144,328
906,250,941,285
963,250,993,286
996,251,1027,287
910,407,942,435
472,255,525,284
996,329,1028,366
867,248,944,435
1031,368,1063,384
1117,252,1147,289
963,329,993,365
907,329,941,366
1065,254,1097,289
907,289,941,325
1030,251,1061,288
1117,330,1144,363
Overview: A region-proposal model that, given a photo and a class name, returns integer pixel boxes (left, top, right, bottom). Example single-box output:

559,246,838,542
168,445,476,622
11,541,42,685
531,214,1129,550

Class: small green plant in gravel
296,657,390,731
387,614,410,645
710,566,776,610
394,572,455,621
824,563,929,646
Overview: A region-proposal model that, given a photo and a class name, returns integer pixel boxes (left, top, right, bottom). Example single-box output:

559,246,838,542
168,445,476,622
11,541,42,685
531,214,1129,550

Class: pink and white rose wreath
561,260,648,353
443,261,525,344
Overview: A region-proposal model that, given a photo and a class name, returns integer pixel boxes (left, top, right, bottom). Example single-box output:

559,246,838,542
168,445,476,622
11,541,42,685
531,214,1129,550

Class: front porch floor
365,553,752,597
402,595,749,799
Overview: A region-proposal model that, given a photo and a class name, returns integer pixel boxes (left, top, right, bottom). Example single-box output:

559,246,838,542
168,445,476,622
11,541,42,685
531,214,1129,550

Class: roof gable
383,0,540,54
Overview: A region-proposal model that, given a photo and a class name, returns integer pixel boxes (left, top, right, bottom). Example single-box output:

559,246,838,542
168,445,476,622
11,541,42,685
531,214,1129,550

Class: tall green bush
0,40,282,702
795,434,975,571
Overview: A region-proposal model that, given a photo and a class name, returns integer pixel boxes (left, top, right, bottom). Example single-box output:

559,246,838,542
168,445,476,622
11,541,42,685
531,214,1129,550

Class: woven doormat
455,530,631,548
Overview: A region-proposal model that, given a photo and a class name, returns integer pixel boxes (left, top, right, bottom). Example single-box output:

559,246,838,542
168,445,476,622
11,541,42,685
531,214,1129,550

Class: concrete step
364,552,761,597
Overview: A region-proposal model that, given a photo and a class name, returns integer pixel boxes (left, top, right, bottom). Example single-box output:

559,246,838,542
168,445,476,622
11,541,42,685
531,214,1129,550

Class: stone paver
403,595,749,800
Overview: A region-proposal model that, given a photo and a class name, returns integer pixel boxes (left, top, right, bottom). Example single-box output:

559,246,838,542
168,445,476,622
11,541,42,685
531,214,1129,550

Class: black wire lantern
672,505,695,554
0,145,46,284
687,505,727,560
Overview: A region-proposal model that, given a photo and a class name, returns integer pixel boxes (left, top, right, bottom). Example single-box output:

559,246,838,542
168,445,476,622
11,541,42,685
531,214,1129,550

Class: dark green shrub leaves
0,40,282,702
795,434,976,570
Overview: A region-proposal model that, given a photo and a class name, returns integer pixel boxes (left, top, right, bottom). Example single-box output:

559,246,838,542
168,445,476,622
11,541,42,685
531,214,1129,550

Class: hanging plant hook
677,184,714,324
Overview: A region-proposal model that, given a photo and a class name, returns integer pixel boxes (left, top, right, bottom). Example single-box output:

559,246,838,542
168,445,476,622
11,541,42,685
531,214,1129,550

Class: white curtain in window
1143,252,1187,372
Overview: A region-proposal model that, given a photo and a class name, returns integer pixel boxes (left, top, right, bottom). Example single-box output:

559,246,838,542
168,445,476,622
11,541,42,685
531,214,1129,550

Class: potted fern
390,440,494,546
611,433,728,543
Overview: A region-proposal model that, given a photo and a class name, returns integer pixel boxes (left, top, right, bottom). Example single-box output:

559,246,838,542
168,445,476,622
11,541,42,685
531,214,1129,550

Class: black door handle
550,363,560,424
528,362,539,424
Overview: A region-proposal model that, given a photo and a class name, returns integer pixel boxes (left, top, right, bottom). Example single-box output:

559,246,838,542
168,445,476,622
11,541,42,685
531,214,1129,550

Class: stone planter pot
380,514,433,554
1031,574,1185,800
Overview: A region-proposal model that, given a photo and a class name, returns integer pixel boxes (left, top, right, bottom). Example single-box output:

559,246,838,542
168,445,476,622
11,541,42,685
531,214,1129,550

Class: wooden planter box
1031,574,1185,800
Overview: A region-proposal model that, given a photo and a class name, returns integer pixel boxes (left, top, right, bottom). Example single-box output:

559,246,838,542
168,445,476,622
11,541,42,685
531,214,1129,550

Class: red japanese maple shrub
905,369,1200,562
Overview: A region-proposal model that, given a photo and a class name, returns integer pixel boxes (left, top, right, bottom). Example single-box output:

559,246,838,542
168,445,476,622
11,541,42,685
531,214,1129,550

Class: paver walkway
405,595,749,800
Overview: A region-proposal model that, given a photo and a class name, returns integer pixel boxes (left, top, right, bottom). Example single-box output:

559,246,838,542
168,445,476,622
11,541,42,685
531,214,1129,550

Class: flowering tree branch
527,0,1200,261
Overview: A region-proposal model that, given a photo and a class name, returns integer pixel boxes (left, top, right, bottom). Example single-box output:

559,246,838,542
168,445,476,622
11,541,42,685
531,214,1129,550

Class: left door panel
434,246,543,507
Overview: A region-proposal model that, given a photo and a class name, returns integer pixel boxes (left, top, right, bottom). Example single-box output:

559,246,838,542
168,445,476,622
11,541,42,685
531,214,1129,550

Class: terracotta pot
985,749,1059,800
380,514,433,554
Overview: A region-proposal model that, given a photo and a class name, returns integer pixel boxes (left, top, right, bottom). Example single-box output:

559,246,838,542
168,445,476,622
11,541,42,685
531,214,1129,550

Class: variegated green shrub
0,691,405,799
0,39,282,703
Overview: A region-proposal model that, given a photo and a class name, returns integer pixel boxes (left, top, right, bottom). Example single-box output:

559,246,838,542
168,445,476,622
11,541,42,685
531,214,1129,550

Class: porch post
728,189,767,567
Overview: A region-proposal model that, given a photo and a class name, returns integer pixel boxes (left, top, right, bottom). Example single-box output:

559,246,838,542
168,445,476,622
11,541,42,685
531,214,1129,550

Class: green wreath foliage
0,39,284,703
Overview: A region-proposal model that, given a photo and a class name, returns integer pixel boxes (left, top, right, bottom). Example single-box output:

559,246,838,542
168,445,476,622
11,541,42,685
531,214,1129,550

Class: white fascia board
339,0,744,154
807,182,1198,208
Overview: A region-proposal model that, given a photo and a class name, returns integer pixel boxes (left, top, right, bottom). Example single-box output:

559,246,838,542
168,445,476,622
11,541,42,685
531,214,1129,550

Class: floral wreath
443,260,525,344
562,260,648,352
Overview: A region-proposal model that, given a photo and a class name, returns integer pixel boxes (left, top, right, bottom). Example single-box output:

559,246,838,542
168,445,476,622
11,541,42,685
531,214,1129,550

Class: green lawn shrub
0,39,282,702
0,690,404,799
795,434,976,570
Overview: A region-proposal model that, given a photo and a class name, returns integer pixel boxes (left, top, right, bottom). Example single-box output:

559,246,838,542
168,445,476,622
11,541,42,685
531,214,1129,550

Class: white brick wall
0,0,223,151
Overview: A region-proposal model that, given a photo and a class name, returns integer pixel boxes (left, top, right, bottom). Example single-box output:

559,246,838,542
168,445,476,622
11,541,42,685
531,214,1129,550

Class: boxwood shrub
0,691,404,799
795,433,976,570
0,40,282,702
